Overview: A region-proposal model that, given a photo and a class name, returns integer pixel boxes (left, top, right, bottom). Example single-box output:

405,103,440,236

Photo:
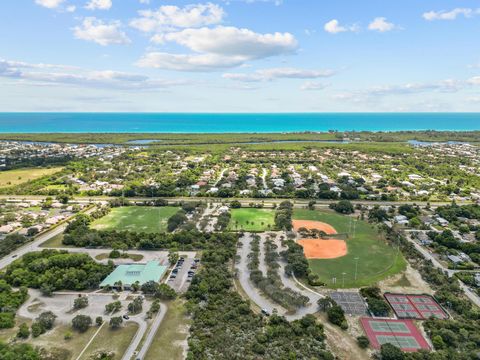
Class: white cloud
73,17,130,46
130,3,224,33
423,8,476,21
136,52,246,71
300,81,328,91
0,58,186,90
468,76,480,85
138,26,297,71
368,17,396,32
35,0,65,9
324,19,358,34
223,67,334,82
85,0,112,11
164,26,296,57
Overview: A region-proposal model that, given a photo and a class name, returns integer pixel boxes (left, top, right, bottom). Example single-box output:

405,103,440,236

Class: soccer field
91,206,179,233
228,208,275,231
294,209,406,288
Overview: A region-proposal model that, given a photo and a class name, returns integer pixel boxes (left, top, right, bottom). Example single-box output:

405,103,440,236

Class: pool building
100,261,168,290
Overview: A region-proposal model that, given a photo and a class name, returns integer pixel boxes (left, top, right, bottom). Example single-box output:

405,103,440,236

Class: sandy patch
292,220,337,234
298,238,347,259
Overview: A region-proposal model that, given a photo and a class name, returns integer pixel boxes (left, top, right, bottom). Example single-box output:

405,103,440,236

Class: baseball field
293,209,406,288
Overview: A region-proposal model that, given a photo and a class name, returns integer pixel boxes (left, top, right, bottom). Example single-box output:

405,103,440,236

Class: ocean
0,113,478,133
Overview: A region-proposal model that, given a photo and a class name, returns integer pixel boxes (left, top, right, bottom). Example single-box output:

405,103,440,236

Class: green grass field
0,167,63,188
228,208,275,231
294,209,406,288
90,206,179,233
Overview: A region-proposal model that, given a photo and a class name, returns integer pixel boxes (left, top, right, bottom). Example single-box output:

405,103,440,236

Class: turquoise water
0,113,478,133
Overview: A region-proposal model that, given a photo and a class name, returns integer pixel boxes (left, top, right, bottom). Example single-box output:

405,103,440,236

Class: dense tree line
274,201,293,231
185,232,333,359
248,237,308,310
0,280,28,329
0,233,30,259
281,240,324,286
360,286,391,317
1,250,113,294
436,204,480,222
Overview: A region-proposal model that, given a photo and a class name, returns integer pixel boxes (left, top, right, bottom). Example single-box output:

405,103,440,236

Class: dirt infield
292,220,338,234
298,239,348,259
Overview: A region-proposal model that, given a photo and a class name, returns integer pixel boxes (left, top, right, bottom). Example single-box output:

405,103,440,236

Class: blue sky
0,0,479,112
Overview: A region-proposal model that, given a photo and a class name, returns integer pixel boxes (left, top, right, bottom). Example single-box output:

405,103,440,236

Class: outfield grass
0,167,63,188
145,299,191,360
228,208,275,232
293,209,406,288
90,206,179,233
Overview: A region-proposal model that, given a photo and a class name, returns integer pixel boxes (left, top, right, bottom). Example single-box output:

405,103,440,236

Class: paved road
0,224,66,270
121,316,148,360
0,195,473,208
135,302,167,360
405,234,480,308
236,233,288,316
213,168,228,187
236,233,324,320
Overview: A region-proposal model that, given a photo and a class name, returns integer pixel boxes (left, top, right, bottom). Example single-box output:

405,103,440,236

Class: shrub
72,315,92,333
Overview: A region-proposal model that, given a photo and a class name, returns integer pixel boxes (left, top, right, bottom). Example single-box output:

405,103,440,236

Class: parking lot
167,255,200,293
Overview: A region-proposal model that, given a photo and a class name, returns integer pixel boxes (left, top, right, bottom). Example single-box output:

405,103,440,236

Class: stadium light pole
342,272,346,287
354,257,359,281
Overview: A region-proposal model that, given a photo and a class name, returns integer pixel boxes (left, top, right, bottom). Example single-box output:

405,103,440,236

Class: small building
447,255,462,265
100,261,167,290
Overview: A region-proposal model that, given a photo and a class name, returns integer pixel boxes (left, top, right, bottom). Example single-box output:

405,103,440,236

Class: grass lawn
95,253,144,262
40,233,68,248
0,167,63,188
145,299,191,360
78,322,138,360
293,209,406,288
228,208,275,231
90,206,179,233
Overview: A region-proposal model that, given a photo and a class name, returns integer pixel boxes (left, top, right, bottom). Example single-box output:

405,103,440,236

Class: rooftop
100,261,167,287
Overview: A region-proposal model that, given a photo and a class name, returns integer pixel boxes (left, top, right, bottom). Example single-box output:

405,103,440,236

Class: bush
357,335,370,349
72,315,92,333
96,316,103,326
17,323,30,339
73,296,89,309
329,200,354,214
109,316,123,329
327,305,348,329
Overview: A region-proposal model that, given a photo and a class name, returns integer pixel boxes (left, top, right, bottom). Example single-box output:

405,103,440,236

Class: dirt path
318,314,370,360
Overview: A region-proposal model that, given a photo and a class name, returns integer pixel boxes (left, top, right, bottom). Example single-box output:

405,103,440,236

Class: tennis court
361,318,430,351
384,293,448,320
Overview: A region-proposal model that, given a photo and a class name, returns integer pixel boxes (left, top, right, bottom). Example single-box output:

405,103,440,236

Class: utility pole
354,257,359,281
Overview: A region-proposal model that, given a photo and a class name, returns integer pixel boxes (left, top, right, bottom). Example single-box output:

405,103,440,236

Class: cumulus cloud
85,0,112,11
324,19,358,34
423,8,477,21
0,58,187,90
130,3,224,33
223,67,334,82
300,81,328,91
73,17,130,46
368,17,396,32
138,26,297,71
35,0,65,8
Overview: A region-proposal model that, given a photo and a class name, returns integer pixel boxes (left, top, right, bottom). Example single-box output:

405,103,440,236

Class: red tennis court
361,318,430,352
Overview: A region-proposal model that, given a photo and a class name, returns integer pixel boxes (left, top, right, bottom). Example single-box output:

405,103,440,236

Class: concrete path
135,302,167,359
121,316,148,360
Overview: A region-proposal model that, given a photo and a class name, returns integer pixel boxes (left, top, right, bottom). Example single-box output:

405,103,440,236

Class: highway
0,194,473,208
